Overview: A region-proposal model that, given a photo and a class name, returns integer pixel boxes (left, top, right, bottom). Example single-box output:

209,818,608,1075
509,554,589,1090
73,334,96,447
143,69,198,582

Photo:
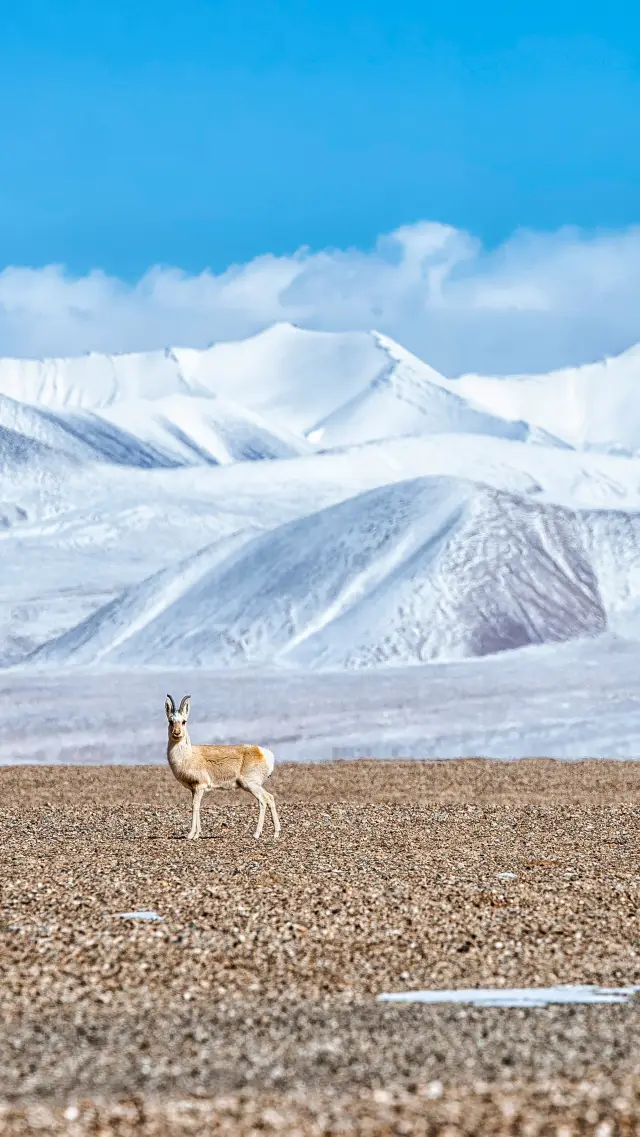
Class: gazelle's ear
165,694,175,720
178,695,191,719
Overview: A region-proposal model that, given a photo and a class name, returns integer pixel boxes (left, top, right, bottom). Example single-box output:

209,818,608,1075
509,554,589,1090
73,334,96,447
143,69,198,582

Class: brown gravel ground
1,759,640,1135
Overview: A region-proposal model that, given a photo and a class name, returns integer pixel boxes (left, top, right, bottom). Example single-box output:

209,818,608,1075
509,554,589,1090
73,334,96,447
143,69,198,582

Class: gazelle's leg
264,789,281,838
188,785,205,840
238,779,267,839
195,787,204,838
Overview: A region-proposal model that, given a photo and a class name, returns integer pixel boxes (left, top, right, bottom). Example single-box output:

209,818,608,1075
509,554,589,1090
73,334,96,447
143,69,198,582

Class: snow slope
288,480,612,669
448,343,640,453
0,324,562,452
2,323,640,455
0,347,186,409
311,334,570,449
0,389,310,471
0,324,382,432
30,475,640,670
30,530,257,666
0,393,180,469
0,421,75,475
3,323,640,678
171,324,385,433
101,393,311,465
3,429,640,667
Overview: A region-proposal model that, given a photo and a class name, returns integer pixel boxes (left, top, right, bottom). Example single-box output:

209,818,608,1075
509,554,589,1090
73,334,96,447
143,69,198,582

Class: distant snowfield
1,634,640,764
1,321,640,759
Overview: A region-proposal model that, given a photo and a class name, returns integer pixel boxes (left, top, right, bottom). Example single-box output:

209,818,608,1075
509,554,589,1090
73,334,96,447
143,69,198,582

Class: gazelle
164,694,281,841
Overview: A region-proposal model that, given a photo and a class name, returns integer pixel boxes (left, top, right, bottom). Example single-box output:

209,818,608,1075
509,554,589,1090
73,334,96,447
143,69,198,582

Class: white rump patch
260,746,275,775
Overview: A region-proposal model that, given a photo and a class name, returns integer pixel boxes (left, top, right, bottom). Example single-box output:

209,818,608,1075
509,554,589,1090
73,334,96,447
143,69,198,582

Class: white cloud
1,220,640,375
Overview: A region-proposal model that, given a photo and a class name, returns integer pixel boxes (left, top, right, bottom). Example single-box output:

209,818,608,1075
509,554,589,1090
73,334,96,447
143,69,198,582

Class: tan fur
164,695,280,841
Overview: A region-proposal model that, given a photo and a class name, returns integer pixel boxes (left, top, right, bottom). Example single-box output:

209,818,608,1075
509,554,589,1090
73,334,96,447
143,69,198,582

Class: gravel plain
1,759,640,1135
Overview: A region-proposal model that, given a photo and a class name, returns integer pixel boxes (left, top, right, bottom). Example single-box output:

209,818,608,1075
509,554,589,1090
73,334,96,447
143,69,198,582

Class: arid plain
1,759,639,1135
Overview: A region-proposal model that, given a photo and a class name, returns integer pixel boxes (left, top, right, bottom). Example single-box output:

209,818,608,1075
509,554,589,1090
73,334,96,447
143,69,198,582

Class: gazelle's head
165,694,191,742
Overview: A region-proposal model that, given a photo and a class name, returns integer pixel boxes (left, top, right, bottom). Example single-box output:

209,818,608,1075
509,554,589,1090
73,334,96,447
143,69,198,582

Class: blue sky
1,0,639,278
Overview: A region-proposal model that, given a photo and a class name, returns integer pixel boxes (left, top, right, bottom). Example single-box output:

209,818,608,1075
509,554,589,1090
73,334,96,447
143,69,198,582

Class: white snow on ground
171,324,385,433
311,334,570,450
113,911,164,922
447,342,640,453
1,322,640,758
0,323,383,432
0,388,310,470
30,475,640,670
100,393,311,466
378,986,640,1007
0,393,174,469
29,531,258,665
2,431,639,669
0,420,76,477
2,434,640,667
2,634,640,764
0,323,580,471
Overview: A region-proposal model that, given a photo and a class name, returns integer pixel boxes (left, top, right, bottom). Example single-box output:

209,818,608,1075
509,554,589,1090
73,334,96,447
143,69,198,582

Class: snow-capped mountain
0,323,382,431
0,323,574,456
445,342,640,453
308,334,569,450
0,384,311,471
33,476,631,670
2,323,640,672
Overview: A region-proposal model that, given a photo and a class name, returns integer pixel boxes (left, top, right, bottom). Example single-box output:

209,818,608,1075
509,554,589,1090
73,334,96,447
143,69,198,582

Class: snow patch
114,910,164,922
378,985,640,1007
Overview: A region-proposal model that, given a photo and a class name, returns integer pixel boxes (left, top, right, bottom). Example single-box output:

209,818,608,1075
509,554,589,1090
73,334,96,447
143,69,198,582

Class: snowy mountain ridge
2,322,639,452
1,322,640,672
30,476,633,671
449,341,640,454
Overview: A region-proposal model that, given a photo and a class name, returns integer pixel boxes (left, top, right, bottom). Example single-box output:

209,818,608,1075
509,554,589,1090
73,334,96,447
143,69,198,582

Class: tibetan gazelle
164,694,280,841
